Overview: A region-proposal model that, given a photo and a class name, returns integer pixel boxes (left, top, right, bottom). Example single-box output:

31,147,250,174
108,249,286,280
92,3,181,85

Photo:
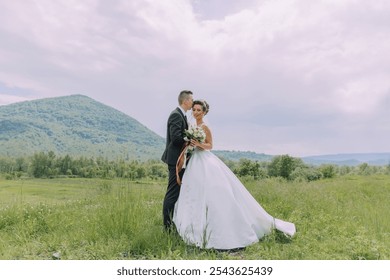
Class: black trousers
163,165,184,229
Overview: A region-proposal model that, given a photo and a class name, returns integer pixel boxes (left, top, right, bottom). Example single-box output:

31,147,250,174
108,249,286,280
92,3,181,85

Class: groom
161,90,193,230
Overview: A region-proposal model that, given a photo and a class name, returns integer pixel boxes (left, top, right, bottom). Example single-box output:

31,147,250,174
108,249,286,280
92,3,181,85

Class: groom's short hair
178,90,193,105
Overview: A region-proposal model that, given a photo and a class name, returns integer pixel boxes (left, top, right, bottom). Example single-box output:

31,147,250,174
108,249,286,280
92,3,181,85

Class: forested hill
213,150,273,162
1,94,388,165
0,95,165,160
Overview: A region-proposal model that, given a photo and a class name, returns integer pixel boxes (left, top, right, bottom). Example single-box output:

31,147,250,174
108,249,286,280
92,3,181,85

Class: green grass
0,175,389,260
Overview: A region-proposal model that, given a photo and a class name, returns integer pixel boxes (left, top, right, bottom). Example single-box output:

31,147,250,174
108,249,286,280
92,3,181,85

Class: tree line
0,151,166,180
1,151,389,181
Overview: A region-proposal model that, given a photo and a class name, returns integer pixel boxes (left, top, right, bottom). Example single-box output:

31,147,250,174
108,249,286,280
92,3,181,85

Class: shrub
268,155,306,180
290,167,323,182
319,164,337,178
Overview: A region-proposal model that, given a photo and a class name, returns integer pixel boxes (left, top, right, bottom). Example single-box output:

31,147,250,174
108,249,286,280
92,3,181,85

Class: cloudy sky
1,0,389,157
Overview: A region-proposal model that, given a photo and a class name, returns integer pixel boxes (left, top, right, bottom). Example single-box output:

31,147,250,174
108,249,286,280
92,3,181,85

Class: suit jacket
161,107,188,166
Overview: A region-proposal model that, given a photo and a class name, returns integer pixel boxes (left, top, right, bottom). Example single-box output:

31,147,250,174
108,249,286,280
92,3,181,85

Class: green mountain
2,94,387,165
0,95,165,160
213,150,273,162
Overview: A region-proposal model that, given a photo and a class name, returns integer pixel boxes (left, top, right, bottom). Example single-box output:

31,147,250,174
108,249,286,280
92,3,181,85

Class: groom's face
184,96,194,110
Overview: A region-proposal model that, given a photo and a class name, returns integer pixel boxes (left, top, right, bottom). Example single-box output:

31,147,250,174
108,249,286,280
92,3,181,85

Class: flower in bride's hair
184,125,206,143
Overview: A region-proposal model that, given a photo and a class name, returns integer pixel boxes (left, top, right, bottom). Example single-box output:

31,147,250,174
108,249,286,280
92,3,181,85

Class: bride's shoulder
200,123,211,132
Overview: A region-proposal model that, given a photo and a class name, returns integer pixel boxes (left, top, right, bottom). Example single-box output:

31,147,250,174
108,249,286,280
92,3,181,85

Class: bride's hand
190,139,204,150
190,139,197,147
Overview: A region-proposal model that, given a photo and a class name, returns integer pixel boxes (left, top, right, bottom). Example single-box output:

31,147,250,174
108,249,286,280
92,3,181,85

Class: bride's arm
191,125,213,150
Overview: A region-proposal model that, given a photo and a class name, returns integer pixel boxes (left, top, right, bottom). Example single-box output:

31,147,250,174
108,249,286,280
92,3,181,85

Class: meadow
0,175,389,260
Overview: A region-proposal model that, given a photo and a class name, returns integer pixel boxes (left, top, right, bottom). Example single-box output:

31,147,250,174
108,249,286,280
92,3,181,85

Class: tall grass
0,175,389,259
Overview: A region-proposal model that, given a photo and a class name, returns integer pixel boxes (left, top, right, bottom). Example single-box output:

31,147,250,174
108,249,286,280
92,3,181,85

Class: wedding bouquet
183,125,206,157
177,125,207,182
184,125,206,144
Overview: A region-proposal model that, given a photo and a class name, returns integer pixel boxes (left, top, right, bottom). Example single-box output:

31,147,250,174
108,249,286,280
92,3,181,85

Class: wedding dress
173,148,296,250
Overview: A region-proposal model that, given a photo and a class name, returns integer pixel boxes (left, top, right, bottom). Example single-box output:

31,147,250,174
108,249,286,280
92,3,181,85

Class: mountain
213,150,273,162
302,153,390,166
0,95,165,160
1,95,389,165
215,151,390,166
214,152,390,166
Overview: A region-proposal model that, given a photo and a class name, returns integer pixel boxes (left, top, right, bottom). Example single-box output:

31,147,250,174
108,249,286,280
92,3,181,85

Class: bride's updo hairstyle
192,100,210,115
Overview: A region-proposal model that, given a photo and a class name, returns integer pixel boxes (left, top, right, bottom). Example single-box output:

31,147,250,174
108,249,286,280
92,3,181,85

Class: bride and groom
161,90,296,250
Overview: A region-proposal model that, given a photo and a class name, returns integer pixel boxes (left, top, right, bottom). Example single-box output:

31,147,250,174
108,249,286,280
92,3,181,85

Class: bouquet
176,125,206,184
184,125,206,144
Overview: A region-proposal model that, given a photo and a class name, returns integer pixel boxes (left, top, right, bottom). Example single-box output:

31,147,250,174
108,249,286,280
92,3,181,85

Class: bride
173,100,296,250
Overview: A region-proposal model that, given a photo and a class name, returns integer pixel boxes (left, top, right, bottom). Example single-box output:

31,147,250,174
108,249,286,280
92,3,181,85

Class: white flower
184,125,206,143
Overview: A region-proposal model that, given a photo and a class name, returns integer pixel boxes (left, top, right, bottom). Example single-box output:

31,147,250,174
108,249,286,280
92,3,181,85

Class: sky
0,0,389,157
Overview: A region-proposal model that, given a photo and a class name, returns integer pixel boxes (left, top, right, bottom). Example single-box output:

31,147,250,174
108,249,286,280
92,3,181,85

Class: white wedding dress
173,148,296,250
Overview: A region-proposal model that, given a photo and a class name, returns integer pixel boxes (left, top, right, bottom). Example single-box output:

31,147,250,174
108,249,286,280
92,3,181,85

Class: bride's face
192,104,204,119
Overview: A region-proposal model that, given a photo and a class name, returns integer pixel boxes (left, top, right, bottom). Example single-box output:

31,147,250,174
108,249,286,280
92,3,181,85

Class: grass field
0,175,389,260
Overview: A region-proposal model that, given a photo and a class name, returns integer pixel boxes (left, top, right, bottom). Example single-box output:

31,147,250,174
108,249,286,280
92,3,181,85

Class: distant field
0,175,389,260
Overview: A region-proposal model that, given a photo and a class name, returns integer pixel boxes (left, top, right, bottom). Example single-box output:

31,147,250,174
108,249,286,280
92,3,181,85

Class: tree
30,152,49,177
268,154,305,180
235,159,266,179
59,155,73,174
319,164,337,178
386,162,390,175
290,166,323,181
358,163,370,175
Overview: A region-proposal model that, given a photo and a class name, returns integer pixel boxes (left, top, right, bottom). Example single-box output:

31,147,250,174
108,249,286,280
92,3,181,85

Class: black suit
161,107,188,228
